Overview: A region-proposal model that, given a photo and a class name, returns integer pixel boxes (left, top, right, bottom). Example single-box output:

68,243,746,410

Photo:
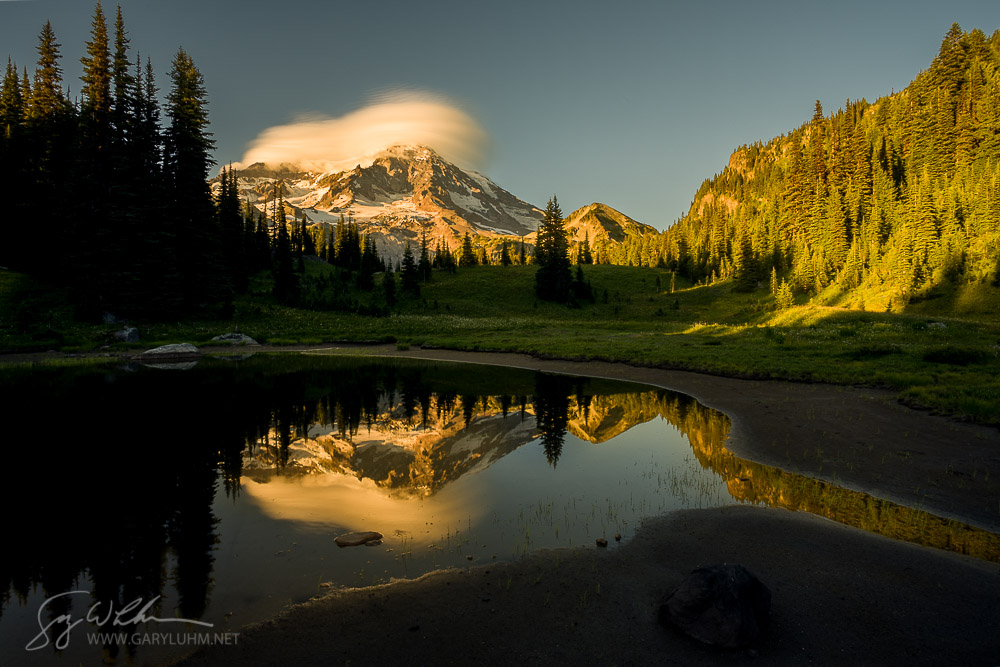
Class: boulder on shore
211,333,258,345
659,563,770,648
139,343,201,358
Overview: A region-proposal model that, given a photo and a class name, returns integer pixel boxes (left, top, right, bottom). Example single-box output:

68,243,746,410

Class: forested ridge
620,24,1000,311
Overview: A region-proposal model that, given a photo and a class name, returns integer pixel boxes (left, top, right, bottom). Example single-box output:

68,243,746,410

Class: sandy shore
168,346,1000,665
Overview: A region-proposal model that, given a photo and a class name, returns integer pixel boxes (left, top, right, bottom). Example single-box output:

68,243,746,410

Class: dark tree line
0,3,230,319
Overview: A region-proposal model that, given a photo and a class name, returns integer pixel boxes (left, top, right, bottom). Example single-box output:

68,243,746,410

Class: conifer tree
74,1,116,314
111,5,132,115
775,279,795,309
401,243,420,296
418,232,432,281
578,232,593,264
217,166,248,293
0,59,27,269
534,195,572,302
29,21,67,121
272,213,297,304
382,265,396,307
499,239,511,266
459,232,478,267
163,47,228,311
23,21,73,273
80,2,112,116
731,232,756,292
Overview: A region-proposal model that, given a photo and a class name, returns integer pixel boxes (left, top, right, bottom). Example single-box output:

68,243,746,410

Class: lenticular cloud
234,91,490,173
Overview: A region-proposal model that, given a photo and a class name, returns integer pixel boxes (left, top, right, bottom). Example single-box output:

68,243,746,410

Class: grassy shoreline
3,264,999,423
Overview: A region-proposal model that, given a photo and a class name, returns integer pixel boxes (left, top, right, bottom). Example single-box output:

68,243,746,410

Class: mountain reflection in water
0,354,996,665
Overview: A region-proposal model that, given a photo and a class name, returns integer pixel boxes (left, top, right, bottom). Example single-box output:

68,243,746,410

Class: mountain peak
224,144,544,260
375,144,439,160
563,202,655,244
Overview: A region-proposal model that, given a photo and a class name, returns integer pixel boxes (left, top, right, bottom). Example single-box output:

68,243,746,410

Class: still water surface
1,354,995,665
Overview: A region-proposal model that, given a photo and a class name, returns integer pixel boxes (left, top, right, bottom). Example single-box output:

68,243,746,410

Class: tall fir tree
272,210,297,304
418,232,432,281
534,195,572,302
499,239,511,266
23,22,74,274
400,243,420,296
459,232,478,267
163,47,229,311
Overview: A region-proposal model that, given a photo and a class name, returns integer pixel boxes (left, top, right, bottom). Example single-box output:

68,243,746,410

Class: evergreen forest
601,24,1000,312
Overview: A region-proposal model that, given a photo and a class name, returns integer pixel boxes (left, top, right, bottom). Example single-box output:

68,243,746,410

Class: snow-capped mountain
223,145,544,260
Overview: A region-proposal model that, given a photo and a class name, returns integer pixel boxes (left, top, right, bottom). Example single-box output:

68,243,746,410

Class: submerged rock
335,531,384,547
659,563,770,648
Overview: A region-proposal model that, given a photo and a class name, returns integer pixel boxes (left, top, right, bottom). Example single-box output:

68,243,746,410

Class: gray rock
114,327,139,343
659,563,770,648
334,531,383,547
927,322,947,329
140,343,201,358
211,333,258,345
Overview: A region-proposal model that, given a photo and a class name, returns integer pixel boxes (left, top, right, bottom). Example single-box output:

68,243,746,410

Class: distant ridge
562,202,656,244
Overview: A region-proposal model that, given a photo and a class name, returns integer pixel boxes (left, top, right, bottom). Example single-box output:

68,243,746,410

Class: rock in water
334,531,384,547
659,563,770,648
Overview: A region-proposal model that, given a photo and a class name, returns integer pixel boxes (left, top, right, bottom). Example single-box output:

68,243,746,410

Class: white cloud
233,90,490,173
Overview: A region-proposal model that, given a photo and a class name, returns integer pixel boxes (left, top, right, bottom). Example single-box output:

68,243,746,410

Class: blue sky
2,0,999,228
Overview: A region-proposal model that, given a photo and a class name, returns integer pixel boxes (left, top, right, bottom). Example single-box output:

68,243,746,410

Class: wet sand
171,346,1000,665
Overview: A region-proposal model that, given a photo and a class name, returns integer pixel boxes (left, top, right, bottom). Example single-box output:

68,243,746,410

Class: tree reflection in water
1,353,998,664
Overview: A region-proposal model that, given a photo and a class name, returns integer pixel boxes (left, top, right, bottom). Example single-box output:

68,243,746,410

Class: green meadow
2,263,999,424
